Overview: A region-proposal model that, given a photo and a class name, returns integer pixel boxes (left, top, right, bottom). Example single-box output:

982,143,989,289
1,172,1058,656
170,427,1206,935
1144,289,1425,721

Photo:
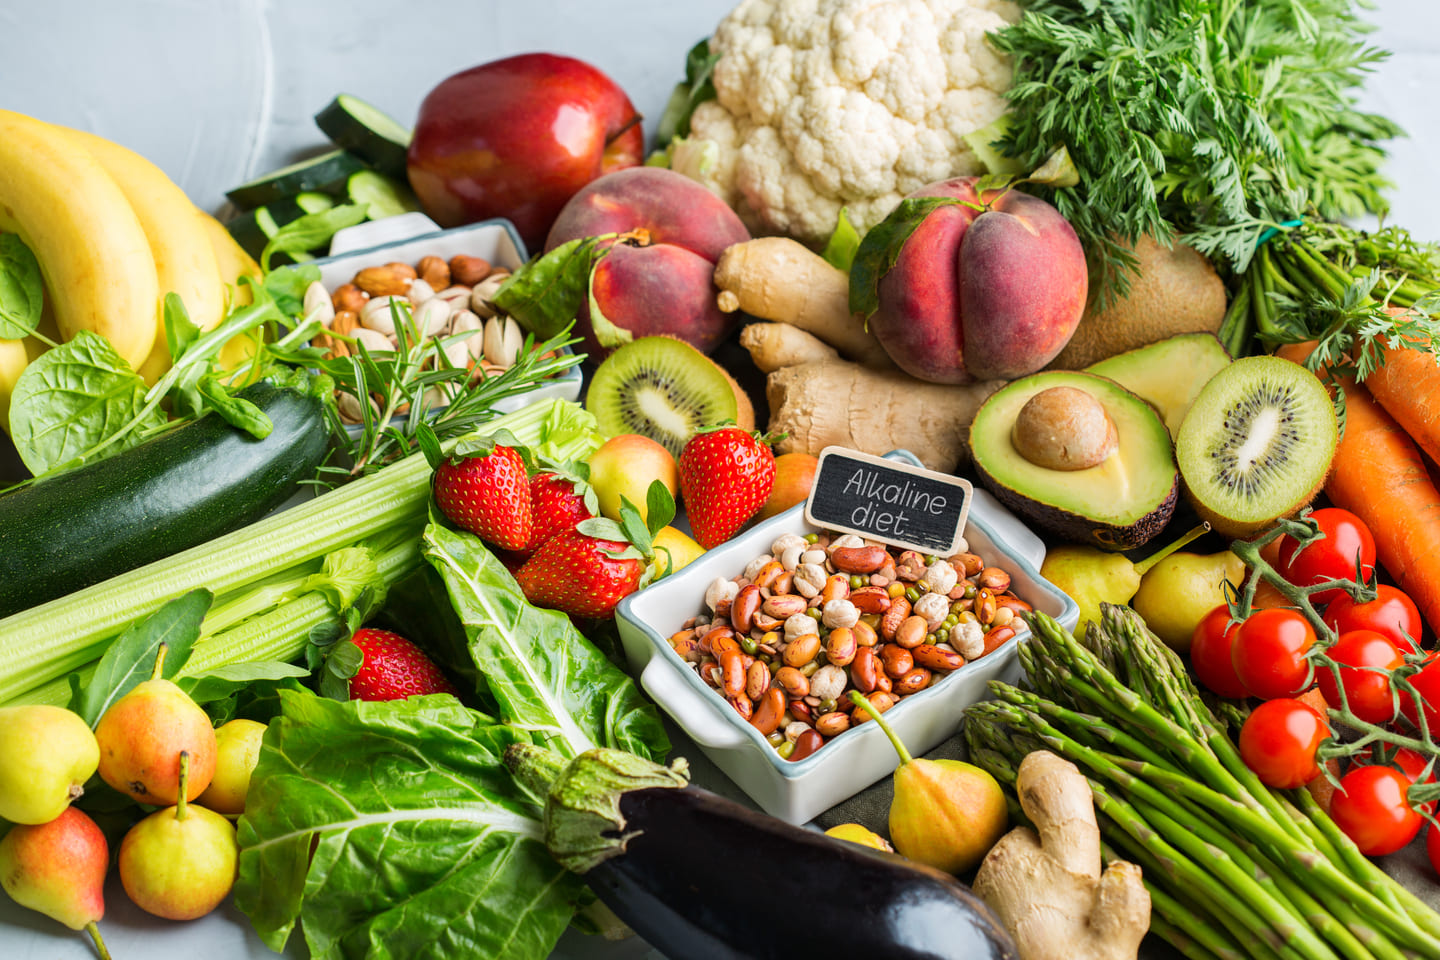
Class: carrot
1275,341,1440,636
1361,339,1440,467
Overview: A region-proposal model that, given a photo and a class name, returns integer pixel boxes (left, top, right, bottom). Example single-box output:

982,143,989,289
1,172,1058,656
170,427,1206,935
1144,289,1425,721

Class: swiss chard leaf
849,196,967,318
69,588,213,727
7,330,168,475
176,660,310,705
0,233,44,340
235,691,579,960
421,522,669,761
491,237,603,339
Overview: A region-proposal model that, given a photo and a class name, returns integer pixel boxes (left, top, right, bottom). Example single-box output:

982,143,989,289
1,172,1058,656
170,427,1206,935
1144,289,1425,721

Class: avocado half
968,371,1179,550
1085,332,1231,438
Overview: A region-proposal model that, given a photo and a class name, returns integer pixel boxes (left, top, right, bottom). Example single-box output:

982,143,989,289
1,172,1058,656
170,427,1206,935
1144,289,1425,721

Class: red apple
407,53,644,252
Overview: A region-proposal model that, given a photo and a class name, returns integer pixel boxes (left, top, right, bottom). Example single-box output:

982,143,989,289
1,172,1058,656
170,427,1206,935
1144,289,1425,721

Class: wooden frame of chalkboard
803,447,972,556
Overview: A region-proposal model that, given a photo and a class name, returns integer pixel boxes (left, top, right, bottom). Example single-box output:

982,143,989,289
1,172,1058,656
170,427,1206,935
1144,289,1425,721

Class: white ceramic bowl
313,214,582,415
615,450,1079,824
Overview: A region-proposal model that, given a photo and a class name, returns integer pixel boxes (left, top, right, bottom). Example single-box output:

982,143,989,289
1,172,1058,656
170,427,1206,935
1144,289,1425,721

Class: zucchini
521,747,1019,960
315,94,412,178
226,193,335,261
225,150,366,210
0,373,331,618
347,170,420,220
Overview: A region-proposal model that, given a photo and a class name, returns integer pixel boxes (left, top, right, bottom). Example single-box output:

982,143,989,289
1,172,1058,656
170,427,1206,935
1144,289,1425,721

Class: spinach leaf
7,330,168,475
422,522,668,761
177,660,310,705
0,233,44,340
261,205,370,273
69,588,213,727
236,691,579,960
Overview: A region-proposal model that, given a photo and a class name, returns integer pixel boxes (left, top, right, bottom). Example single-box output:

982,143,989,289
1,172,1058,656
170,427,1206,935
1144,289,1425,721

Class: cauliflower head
690,0,1019,246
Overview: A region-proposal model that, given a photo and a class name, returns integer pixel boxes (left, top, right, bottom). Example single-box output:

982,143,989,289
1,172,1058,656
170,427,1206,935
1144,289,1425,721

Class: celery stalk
0,399,599,705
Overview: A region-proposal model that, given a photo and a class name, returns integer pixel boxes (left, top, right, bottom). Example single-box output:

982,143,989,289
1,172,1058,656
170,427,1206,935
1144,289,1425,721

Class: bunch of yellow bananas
0,110,260,434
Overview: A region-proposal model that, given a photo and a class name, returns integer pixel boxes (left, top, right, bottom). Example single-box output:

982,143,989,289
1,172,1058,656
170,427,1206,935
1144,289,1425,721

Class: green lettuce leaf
421,522,668,761
236,691,579,960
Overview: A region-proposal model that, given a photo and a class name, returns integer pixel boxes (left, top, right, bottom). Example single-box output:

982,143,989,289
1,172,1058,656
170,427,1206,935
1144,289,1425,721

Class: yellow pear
652,526,705,574
196,719,267,817
0,705,99,824
1132,550,1245,651
0,806,111,958
118,752,238,921
852,693,1007,874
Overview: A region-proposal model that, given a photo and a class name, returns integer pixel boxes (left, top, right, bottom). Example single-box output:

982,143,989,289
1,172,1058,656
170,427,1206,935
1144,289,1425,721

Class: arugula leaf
261,205,370,273
236,691,579,959
265,264,323,318
7,330,169,475
421,522,669,761
0,233,44,340
491,237,605,339
69,588,213,727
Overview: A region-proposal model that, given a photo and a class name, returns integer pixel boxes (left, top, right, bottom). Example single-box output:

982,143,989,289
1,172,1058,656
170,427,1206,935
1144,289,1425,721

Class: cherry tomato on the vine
1191,605,1249,699
1357,745,1438,814
1278,508,1377,605
1233,608,1317,699
1399,651,1440,735
1323,584,1423,653
1315,629,1404,723
1330,764,1423,856
1238,697,1329,789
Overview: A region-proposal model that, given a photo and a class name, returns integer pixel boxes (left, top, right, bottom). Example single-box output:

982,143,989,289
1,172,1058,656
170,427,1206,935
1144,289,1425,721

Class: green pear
0,806,112,959
1132,550,1245,652
1040,523,1210,637
851,693,1008,874
118,751,238,921
0,705,99,824
95,645,217,805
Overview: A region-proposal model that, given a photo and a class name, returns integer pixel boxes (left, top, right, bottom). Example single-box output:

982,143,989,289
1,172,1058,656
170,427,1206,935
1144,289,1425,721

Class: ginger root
740,322,838,373
973,751,1150,960
715,237,891,367
762,353,1000,472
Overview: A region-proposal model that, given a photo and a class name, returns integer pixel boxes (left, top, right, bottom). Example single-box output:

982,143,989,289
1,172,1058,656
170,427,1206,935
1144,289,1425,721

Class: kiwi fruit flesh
1175,356,1337,537
586,336,754,456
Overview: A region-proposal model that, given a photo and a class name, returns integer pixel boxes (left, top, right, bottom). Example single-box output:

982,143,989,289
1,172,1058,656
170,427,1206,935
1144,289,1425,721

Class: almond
449,255,491,286
416,255,450,290
332,283,367,314
354,266,411,298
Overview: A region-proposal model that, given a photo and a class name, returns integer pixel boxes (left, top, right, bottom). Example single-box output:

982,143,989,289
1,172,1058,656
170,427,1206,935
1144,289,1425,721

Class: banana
0,336,27,437
0,109,157,370
55,126,226,385
198,212,266,379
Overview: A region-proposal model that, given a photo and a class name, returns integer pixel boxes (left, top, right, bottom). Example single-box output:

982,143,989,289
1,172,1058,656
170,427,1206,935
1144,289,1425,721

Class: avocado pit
1011,386,1118,471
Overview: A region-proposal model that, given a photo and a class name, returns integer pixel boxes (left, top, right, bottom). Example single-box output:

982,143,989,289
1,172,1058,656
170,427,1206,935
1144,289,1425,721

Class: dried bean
750,688,786,735
850,647,880,693
880,645,914,679
815,711,851,737
825,628,857,666
788,729,825,761
783,633,821,668
913,644,965,672
745,661,771,701
731,584,762,634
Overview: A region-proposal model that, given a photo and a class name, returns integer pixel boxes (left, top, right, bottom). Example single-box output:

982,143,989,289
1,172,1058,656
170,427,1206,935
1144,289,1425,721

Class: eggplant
508,745,1017,960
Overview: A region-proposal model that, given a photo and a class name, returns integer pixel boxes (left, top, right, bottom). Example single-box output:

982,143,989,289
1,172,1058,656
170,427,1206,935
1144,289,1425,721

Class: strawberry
678,427,776,548
432,442,532,551
516,481,677,619
348,628,459,701
526,470,596,556
515,530,647,620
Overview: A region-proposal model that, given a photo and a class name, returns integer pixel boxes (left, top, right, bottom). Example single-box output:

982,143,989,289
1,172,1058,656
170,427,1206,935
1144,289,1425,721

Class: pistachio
303,281,335,326
471,274,508,318
360,295,408,334
482,315,524,367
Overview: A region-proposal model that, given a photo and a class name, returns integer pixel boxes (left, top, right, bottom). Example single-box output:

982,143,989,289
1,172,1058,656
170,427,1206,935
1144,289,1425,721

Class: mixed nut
667,531,1028,761
305,253,554,422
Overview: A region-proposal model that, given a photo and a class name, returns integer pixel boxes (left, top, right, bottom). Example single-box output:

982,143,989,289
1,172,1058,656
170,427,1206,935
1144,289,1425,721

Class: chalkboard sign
803,447,972,556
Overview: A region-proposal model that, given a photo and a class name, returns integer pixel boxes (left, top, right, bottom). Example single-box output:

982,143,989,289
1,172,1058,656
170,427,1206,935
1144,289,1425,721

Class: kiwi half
586,336,754,456
1175,356,1337,537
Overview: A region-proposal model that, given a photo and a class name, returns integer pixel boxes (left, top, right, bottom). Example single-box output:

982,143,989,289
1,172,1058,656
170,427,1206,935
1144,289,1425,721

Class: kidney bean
707,631,740,661
718,648,746,698
913,644,965,672
978,567,1012,592
825,628,857,666
775,666,810,698
745,660,772,701
730,584,762,633
893,666,932,696
772,571,794,595
783,633,821,668
852,691,897,723
894,615,928,649
815,711,851,737
820,574,851,605
789,699,814,724
750,687,786,735
788,729,825,761
850,646,880,693
728,694,753,721
752,561,785,590
880,596,911,641
762,595,807,618
849,586,892,614
880,644,914,679
699,624,734,656
852,620,879,648
982,625,1016,656
831,545,887,574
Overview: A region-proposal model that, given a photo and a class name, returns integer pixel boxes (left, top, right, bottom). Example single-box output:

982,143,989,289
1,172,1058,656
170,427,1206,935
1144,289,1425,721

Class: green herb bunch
991,0,1401,300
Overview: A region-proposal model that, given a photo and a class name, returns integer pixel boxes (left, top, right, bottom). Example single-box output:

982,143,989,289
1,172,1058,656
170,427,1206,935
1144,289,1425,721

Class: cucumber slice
293,191,336,215
316,94,412,178
225,149,366,210
225,201,325,264
347,169,421,220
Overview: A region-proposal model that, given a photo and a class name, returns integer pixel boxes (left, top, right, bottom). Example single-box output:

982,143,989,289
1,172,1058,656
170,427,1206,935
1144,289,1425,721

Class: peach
546,167,750,359
871,178,1087,383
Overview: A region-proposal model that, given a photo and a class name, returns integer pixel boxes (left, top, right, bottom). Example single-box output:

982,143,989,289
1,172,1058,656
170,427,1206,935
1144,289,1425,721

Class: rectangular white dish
615,450,1080,824
315,214,582,415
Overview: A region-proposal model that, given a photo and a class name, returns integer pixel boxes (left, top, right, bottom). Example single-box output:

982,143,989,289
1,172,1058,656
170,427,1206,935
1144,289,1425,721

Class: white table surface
3,1,1438,957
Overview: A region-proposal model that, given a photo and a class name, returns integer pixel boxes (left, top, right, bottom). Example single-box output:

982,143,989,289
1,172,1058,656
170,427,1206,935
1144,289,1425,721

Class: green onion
0,399,600,706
